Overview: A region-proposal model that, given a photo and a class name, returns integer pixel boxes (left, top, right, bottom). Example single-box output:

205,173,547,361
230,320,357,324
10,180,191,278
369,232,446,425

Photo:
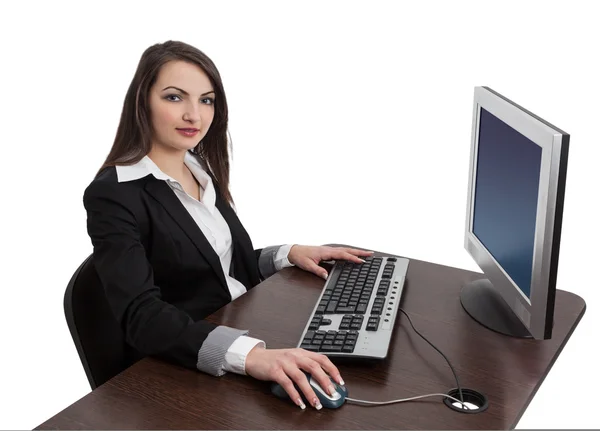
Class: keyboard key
315,306,326,314
387,257,397,262
322,345,343,352
326,301,338,313
321,319,332,326
342,345,355,353
356,303,368,313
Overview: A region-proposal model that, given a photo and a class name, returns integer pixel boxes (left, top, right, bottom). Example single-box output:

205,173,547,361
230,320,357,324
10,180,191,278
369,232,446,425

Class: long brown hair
98,40,235,205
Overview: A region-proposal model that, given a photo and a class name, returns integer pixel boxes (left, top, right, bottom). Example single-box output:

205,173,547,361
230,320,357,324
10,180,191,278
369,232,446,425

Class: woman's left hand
287,245,375,279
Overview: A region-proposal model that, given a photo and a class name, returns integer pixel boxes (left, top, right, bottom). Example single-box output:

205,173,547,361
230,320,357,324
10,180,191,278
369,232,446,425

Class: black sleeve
83,180,219,371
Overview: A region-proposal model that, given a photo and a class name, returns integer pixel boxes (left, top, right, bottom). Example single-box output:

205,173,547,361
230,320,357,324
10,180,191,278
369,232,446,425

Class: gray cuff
197,326,249,376
258,245,283,279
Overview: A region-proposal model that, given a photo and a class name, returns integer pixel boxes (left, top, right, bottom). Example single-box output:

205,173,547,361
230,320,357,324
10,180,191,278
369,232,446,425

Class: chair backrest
64,254,129,389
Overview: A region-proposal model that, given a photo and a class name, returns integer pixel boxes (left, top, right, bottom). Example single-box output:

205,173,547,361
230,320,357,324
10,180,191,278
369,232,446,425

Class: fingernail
313,398,322,410
322,272,328,279
339,378,345,386
329,385,336,396
359,258,366,263
297,399,306,410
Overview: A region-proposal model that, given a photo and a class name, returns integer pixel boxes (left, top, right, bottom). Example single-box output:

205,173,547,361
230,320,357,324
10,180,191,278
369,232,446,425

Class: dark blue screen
473,108,542,299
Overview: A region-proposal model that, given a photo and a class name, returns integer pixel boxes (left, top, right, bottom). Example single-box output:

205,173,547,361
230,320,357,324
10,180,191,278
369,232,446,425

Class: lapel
143,179,229,294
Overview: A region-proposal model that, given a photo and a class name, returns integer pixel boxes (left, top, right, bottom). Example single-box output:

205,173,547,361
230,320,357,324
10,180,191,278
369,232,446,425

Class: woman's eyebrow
162,86,215,96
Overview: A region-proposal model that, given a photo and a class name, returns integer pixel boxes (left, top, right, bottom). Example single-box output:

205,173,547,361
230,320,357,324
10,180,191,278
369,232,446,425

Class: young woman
83,40,373,410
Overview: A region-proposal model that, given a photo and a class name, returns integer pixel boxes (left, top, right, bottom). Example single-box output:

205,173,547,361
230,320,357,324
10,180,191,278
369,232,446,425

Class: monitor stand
460,279,532,338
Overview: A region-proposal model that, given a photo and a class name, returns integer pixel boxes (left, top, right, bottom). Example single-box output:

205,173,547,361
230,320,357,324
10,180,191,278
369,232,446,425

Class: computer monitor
462,86,569,340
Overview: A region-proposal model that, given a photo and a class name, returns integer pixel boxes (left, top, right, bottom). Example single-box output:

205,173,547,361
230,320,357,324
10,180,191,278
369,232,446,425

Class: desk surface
37,246,585,430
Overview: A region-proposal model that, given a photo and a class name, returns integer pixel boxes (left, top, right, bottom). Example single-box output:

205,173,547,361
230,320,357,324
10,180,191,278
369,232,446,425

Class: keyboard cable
345,308,467,409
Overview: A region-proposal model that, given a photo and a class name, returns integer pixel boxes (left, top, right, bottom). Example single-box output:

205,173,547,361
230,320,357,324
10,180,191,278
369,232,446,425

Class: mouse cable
345,308,466,409
397,308,464,403
346,392,466,407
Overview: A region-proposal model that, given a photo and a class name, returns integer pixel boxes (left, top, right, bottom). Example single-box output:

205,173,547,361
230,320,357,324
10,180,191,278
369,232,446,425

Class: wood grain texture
36,244,585,430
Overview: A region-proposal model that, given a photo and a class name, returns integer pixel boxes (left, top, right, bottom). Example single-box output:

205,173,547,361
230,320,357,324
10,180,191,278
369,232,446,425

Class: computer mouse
270,371,348,409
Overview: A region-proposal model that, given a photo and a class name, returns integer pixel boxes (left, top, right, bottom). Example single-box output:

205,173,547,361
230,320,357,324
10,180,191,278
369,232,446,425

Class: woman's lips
176,128,199,137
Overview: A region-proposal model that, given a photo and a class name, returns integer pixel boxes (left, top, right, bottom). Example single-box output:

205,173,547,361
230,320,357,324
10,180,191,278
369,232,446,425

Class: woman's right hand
245,345,345,410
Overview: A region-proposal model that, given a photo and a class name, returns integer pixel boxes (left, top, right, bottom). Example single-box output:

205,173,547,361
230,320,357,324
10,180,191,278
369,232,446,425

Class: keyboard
297,254,409,359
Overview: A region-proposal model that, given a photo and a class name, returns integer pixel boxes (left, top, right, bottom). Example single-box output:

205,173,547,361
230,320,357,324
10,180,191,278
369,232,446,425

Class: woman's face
148,60,215,153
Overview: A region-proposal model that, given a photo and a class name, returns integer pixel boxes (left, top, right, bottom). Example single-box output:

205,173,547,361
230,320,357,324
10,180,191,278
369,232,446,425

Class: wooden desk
36,246,585,430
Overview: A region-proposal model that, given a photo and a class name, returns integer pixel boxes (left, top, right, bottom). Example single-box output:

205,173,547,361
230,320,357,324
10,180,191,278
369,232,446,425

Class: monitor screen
472,107,542,300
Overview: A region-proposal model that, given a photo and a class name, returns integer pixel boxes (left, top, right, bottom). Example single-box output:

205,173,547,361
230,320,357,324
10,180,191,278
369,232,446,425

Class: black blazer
83,165,264,371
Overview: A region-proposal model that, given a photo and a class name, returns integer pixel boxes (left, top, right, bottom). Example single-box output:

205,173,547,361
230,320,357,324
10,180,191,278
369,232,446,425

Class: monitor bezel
464,86,569,339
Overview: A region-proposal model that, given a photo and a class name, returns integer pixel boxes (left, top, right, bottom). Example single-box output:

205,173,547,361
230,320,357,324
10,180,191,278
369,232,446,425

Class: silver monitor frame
464,86,569,340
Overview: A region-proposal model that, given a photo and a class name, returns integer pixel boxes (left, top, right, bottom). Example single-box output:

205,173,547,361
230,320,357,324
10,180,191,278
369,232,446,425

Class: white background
0,1,597,429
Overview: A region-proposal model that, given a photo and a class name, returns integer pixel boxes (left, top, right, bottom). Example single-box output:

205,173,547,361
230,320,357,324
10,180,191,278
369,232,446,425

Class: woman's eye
202,97,215,105
166,94,182,102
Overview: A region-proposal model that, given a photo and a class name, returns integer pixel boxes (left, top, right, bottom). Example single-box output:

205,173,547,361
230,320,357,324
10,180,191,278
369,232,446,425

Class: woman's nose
183,106,201,123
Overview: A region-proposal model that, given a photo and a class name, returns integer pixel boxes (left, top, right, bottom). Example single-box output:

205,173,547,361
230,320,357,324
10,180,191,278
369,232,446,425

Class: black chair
64,254,131,389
